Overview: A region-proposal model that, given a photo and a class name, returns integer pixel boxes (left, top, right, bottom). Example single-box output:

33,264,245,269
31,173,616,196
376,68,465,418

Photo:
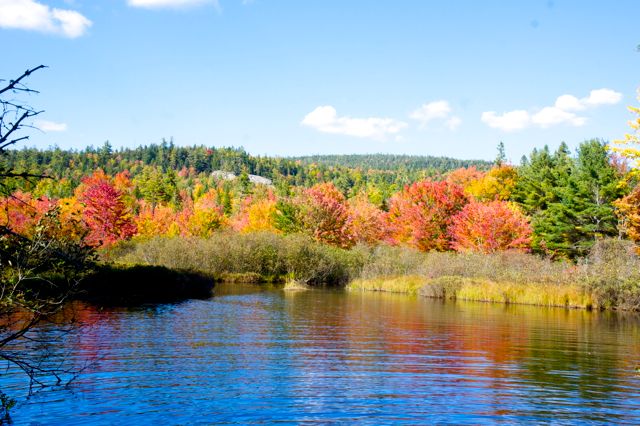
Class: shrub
581,239,640,310
112,232,366,285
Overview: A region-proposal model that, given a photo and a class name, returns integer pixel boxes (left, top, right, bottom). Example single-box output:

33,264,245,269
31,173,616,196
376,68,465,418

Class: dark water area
3,284,640,424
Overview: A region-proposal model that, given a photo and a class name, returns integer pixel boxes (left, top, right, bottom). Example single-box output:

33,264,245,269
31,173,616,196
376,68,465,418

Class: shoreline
346,275,597,310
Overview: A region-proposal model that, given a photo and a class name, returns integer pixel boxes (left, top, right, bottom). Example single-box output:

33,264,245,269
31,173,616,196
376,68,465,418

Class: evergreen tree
135,166,175,211
495,141,506,166
517,140,624,258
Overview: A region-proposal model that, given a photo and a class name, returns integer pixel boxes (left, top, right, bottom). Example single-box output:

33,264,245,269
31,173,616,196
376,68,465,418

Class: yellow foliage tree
612,90,640,177
466,165,518,201
135,203,177,238
243,199,278,233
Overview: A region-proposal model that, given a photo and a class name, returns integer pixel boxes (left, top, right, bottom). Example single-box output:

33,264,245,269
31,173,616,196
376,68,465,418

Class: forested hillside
3,141,491,199
290,154,490,171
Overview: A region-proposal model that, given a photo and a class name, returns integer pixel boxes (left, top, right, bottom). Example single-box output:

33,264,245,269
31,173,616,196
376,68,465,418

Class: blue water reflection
4,284,640,424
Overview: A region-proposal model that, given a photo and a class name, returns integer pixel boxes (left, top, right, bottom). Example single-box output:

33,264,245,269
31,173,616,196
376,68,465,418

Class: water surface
4,284,640,424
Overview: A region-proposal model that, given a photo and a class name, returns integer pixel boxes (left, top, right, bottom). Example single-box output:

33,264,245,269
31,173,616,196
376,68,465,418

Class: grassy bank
347,276,595,309
107,232,366,286
107,234,640,311
349,240,640,310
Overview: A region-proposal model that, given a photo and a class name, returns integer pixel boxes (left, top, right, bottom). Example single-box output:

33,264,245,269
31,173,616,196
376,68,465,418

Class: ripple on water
3,285,640,424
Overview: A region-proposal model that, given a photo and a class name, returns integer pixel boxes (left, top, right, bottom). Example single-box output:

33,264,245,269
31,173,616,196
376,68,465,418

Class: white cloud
583,88,622,107
554,89,622,111
481,110,531,131
0,0,91,38
554,94,585,111
444,116,462,130
410,101,451,124
301,106,407,141
36,120,68,132
410,100,461,130
482,88,622,132
128,0,219,9
531,107,586,128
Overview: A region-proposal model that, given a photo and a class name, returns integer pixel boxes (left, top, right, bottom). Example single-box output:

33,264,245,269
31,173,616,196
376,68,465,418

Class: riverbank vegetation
4,135,640,310
2,68,640,311
111,234,640,310
5,135,640,311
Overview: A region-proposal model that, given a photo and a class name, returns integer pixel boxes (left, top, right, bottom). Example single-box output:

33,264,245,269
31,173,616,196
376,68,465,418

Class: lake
4,283,640,424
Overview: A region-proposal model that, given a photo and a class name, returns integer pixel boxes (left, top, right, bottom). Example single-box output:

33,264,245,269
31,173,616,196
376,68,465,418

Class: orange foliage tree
135,202,179,238
348,193,386,244
445,166,486,190
386,180,468,251
449,200,532,253
300,182,354,248
233,195,279,234
614,186,640,248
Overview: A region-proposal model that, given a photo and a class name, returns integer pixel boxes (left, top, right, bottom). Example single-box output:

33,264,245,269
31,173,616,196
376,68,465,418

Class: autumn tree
612,90,640,247
232,189,279,234
615,186,640,248
445,166,486,190
78,172,137,247
466,164,518,201
348,192,386,245
449,201,532,253
299,182,354,248
386,180,468,251
135,204,179,238
611,90,640,178
185,189,227,237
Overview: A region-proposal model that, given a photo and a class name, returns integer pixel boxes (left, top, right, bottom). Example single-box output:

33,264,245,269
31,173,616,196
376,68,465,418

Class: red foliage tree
301,182,354,248
78,173,136,247
0,192,56,237
386,180,468,251
449,200,532,253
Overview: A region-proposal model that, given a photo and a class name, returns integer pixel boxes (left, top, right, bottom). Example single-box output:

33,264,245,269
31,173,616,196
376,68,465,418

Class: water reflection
3,284,640,424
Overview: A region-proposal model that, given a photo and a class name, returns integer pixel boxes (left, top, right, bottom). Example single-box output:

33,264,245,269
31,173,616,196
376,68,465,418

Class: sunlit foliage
386,180,468,251
77,171,136,247
449,201,532,253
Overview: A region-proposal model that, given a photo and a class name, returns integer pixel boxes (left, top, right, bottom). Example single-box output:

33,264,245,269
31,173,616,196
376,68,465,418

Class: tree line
2,137,637,260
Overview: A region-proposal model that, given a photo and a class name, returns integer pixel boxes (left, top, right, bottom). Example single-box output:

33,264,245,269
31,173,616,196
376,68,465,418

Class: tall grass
109,234,640,310
352,240,640,311
110,232,366,285
359,245,577,285
580,239,640,311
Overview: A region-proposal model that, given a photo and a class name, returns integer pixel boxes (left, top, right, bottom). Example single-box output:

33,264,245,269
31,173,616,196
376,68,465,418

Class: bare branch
0,109,43,147
0,66,47,97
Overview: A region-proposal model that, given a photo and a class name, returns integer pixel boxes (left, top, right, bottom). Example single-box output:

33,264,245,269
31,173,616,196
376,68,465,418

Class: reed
109,234,640,311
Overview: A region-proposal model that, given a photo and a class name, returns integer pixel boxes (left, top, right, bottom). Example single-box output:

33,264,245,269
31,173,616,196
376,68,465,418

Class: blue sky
1,0,639,161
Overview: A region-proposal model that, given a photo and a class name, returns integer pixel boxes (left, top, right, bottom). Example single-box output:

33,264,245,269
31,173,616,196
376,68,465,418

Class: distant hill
289,154,491,172
4,142,494,197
